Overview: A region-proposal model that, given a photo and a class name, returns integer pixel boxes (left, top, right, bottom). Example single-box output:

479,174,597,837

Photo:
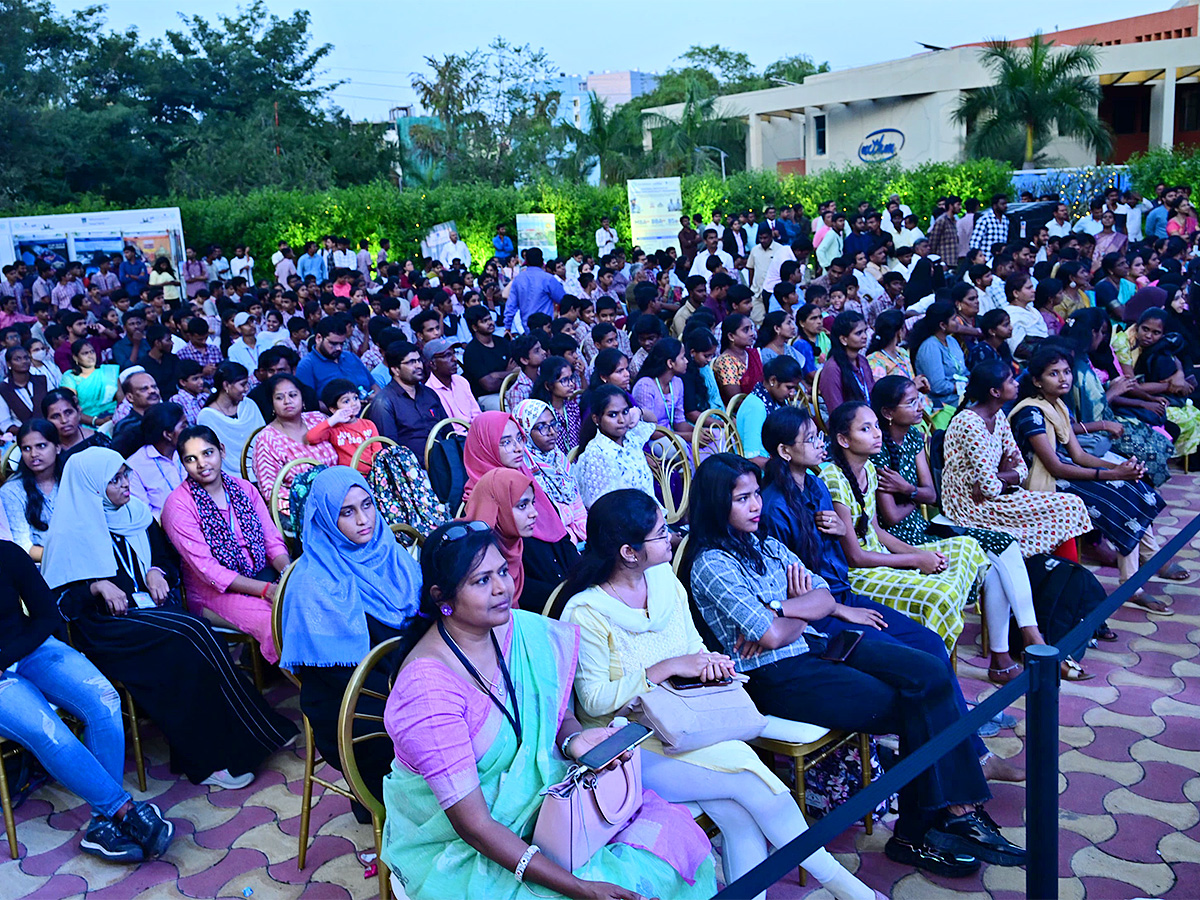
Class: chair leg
298,716,316,870
796,756,807,887
0,746,18,859
250,641,266,692
122,689,146,792
979,602,990,661
374,816,391,900
950,643,958,672
858,732,873,836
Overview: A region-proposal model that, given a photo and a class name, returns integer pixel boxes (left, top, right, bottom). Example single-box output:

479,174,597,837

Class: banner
515,213,557,259
627,177,683,255
419,221,458,265
0,207,186,274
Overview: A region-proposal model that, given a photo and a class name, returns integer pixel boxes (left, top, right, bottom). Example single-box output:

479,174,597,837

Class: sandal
1094,625,1119,642
1156,562,1190,581
1061,658,1094,682
1129,590,1174,615
988,663,1021,685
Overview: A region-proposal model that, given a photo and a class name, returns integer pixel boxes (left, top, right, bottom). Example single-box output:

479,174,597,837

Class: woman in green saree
59,339,120,424
381,520,715,900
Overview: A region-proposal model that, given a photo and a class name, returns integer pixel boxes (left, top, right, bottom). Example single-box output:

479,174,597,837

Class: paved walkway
4,478,1200,900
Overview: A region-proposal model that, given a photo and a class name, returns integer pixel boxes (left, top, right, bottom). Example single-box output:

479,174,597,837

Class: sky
63,0,1149,122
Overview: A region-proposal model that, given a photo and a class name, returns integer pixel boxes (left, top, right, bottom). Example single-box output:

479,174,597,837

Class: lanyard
438,621,521,742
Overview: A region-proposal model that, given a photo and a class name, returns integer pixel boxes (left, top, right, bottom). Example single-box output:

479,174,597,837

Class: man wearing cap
227,311,263,373
110,368,161,456
503,247,565,335
422,337,480,430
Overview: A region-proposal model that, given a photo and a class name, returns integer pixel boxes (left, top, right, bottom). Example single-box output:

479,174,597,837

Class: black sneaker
885,835,980,877
80,815,145,863
118,801,175,858
927,808,1027,866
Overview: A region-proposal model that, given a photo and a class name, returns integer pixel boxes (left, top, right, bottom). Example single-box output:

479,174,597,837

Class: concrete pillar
1150,68,1177,149
748,114,764,171
641,120,654,153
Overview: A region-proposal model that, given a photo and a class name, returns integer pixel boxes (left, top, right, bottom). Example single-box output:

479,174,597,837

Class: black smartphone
669,675,733,690
820,630,864,663
577,722,652,771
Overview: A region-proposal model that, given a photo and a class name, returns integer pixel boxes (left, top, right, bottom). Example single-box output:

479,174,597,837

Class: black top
0,541,62,671
368,379,448,461
521,536,581,614
461,336,511,396
58,522,181,620
141,352,182,399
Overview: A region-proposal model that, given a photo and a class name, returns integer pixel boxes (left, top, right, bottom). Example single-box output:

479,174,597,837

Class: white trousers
982,542,1038,653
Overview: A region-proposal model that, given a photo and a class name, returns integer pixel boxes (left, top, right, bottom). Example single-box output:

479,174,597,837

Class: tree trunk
1023,123,1036,170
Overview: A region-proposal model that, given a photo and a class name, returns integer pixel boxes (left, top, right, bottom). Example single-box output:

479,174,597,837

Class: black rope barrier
713,510,1200,900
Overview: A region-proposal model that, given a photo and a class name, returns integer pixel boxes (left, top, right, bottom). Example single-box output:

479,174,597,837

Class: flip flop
1155,562,1190,581
1129,590,1174,615
1061,658,1094,682
1094,625,1119,642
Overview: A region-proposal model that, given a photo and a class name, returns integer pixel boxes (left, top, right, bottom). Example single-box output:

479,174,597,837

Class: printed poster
420,221,458,265
627,177,682,255
515,213,557,259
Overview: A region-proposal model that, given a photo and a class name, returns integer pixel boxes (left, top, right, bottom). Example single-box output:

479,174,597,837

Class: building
642,1,1200,175
535,70,660,130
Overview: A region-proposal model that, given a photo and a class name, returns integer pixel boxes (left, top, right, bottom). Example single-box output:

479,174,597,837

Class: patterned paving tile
2,477,1198,899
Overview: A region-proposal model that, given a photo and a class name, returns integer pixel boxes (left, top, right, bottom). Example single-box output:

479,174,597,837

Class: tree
954,32,1113,169
561,93,643,186
641,78,746,177
763,54,830,86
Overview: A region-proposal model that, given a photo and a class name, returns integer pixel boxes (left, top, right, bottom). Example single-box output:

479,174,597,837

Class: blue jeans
0,636,130,818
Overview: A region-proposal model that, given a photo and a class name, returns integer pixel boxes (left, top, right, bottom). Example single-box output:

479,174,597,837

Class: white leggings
641,752,874,900
982,542,1039,654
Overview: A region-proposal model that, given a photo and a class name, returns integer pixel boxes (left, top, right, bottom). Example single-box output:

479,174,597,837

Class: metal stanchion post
1025,644,1061,900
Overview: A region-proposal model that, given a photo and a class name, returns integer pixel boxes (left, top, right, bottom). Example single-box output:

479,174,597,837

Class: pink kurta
161,476,289,662
252,413,339,505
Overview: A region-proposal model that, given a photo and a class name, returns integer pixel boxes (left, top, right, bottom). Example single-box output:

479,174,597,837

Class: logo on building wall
858,129,905,163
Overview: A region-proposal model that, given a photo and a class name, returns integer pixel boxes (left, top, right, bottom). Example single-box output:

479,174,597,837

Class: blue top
492,234,515,259
1144,204,1169,241
759,474,853,602
118,259,149,295
735,393,771,459
297,253,328,283
914,335,966,409
503,267,565,332
295,347,373,395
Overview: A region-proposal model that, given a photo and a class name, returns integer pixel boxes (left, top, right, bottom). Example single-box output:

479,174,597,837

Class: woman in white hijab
42,447,296,790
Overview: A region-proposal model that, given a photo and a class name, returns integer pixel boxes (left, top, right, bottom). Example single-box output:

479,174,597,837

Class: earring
440,604,453,617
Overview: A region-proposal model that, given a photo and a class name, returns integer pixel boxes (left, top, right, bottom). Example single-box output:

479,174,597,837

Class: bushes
13,160,1018,266
1127,146,1200,198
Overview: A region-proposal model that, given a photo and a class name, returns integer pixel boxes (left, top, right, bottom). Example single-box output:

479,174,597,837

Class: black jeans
745,636,991,842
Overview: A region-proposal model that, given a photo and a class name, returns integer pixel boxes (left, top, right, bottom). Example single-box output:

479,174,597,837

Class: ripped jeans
0,636,130,818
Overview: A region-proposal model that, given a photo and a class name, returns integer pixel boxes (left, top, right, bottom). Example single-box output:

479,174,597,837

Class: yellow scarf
1009,396,1072,492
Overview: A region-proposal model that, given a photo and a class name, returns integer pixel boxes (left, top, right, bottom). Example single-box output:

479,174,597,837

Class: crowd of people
0,181,1193,898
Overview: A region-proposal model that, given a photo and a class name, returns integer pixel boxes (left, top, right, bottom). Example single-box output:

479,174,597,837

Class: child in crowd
175,359,209,425
305,378,381,474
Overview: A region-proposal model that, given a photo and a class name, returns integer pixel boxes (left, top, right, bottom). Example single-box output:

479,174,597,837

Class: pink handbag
532,750,644,872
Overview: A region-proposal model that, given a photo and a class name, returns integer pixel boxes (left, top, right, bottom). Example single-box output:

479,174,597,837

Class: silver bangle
515,844,539,882
560,730,582,759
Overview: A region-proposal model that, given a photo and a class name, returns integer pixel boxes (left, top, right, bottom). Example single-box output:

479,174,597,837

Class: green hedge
11,160,1014,268
1126,146,1200,199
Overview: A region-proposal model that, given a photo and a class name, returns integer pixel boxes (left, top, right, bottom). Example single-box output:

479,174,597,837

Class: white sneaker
201,768,255,790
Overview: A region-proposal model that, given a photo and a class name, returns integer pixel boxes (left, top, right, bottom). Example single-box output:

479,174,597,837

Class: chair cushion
759,716,830,745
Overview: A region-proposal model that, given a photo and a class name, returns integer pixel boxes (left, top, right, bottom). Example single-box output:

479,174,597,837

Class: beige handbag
625,675,766,754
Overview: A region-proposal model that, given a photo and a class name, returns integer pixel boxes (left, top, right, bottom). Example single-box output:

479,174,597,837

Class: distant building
534,70,660,130
642,2,1200,174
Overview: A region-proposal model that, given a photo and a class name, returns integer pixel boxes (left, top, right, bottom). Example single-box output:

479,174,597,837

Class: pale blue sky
63,0,1145,121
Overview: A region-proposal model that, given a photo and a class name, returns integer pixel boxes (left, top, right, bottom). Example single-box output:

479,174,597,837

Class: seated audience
712,313,762,404
909,302,967,428
124,401,186,518
305,378,382,474
368,341,448,461
512,398,588,543
60,339,119,426
573,385,658,509
198,362,266,479
631,337,694,443
0,419,61,560
530,355,582,451
820,311,874,414
42,387,111,461
737,354,804,465
252,372,338,505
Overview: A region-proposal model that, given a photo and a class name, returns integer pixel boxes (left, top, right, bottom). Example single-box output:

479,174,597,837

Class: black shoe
118,801,175,858
884,835,980,877
80,815,145,863
928,808,1027,866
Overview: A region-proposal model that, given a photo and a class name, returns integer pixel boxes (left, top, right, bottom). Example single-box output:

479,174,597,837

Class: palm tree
641,78,745,176
561,92,642,186
954,32,1113,169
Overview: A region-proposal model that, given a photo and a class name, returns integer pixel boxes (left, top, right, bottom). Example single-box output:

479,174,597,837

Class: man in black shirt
460,306,514,410
368,341,447,461
247,346,319,420
139,325,181,399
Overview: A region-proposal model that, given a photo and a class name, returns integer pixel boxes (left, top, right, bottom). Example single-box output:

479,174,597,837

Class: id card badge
131,592,156,610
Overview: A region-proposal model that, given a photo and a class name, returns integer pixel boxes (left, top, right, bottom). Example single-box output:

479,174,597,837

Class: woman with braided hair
819,401,987,650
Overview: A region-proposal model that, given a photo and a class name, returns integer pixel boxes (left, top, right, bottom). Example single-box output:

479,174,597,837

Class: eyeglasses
498,435,521,449
642,527,671,544
435,520,490,548
532,421,558,434
556,374,578,385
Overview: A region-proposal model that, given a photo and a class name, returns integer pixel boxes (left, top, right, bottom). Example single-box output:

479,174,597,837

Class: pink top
161,476,288,601
426,373,482,428
252,412,338,502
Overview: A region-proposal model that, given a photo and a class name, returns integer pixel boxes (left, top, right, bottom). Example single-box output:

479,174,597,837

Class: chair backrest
692,409,743,462
541,579,569,618
425,420,469,513
270,456,323,537
672,533,690,578
350,434,397,472
0,440,18,484
271,560,300,687
725,393,748,418
645,426,692,525
423,417,469,470
241,425,266,482
810,366,826,433
498,371,520,413
566,445,581,465
338,636,404,826
390,522,423,561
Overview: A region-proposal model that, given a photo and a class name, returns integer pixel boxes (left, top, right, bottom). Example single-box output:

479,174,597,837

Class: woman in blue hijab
280,465,422,814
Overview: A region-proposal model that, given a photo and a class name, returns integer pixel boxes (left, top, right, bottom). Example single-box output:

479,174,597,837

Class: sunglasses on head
435,520,490,548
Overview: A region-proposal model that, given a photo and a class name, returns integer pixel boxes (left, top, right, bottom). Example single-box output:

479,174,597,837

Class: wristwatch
768,599,785,617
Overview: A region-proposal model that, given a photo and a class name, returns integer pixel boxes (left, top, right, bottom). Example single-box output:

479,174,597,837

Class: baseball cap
422,337,456,360
233,312,255,327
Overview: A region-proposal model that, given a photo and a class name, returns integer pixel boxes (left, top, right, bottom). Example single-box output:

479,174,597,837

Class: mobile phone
820,630,864,663
577,722,652,771
669,675,733,690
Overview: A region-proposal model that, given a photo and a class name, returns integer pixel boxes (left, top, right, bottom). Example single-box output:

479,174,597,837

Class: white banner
0,207,186,275
627,177,682,255
516,213,557,259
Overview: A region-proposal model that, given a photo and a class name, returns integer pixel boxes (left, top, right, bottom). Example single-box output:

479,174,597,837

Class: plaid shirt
175,390,207,425
928,212,960,263
177,342,224,375
689,538,824,673
968,209,1009,260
